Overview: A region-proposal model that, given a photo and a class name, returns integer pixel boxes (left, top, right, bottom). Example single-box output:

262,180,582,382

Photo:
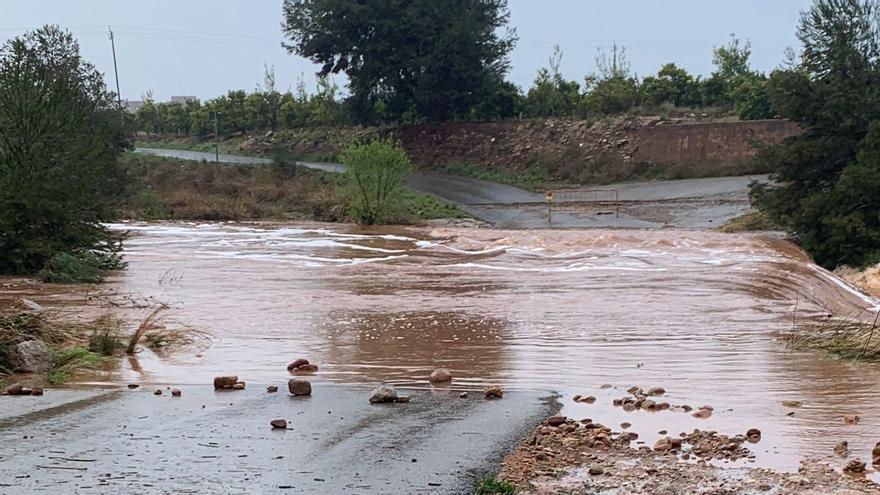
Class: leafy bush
47,347,102,384
341,139,414,224
88,325,124,357
475,475,516,495
38,252,107,284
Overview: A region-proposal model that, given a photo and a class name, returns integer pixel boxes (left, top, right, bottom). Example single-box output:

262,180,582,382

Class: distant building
123,99,144,113
170,96,199,106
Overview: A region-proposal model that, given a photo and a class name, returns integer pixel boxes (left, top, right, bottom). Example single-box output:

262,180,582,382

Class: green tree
640,63,701,107
700,34,773,118
523,45,581,118
341,139,414,224
282,0,517,122
579,45,639,116
0,26,129,275
752,0,880,268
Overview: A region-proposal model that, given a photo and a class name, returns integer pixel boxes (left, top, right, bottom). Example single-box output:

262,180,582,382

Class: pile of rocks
660,428,759,462
612,386,674,412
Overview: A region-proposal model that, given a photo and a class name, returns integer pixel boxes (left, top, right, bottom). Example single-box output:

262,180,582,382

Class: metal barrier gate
546,189,620,222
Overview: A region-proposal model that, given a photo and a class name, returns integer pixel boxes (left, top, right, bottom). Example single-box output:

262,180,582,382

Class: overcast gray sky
1,0,813,101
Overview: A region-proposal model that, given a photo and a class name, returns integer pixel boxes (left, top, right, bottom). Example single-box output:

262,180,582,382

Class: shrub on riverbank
341,139,415,224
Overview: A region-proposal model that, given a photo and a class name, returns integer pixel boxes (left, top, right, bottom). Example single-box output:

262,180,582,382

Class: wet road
135,148,760,229
0,386,555,494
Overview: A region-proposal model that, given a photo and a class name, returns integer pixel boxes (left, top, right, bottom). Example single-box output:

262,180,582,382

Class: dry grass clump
118,154,347,222
785,311,880,361
123,307,211,356
718,211,780,233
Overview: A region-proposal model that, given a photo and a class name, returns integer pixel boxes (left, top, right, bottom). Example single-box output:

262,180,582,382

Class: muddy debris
395,396,411,403
692,407,713,419
844,458,867,474
746,428,762,443
266,385,279,393
3,383,24,395
835,441,850,458
369,385,397,404
613,387,675,413
288,379,312,396
783,400,803,408
573,394,596,404
270,419,288,430
484,385,503,399
428,368,452,383
287,358,309,370
496,415,857,494
546,416,567,427
646,387,666,396
213,375,238,390
287,359,318,373
30,387,43,396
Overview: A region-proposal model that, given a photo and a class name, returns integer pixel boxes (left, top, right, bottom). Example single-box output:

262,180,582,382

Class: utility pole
212,111,221,162
108,27,122,108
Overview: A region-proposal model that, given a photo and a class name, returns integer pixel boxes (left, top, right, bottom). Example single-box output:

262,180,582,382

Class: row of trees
135,69,349,136
135,36,774,137
521,37,772,121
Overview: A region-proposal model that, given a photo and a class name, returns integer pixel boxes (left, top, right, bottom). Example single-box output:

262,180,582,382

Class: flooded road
8,222,880,478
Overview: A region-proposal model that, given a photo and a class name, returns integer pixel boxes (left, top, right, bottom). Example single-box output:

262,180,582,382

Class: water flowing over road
42,223,875,471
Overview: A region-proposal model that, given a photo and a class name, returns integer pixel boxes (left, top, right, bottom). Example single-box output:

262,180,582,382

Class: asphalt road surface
0,385,556,494
136,147,763,229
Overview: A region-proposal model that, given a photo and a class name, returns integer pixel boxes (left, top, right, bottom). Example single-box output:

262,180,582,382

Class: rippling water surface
15,221,880,474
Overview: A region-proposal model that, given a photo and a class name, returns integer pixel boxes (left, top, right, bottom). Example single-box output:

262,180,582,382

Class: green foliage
523,46,580,118
136,73,351,138
443,162,551,191
47,347,102,384
752,0,880,268
0,26,129,276
475,475,516,495
641,63,702,107
282,0,517,123
341,139,415,224
37,252,107,284
399,190,471,222
88,326,124,357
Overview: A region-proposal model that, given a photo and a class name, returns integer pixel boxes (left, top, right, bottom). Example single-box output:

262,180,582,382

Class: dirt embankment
236,116,799,184
837,264,880,299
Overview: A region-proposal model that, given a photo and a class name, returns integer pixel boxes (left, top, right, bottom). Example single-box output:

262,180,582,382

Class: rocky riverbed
501,411,880,495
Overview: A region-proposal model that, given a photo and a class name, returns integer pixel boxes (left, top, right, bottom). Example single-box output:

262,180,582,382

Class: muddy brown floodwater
8,221,880,481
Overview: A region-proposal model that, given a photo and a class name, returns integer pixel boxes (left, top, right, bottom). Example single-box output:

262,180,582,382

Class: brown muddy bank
2,221,879,482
